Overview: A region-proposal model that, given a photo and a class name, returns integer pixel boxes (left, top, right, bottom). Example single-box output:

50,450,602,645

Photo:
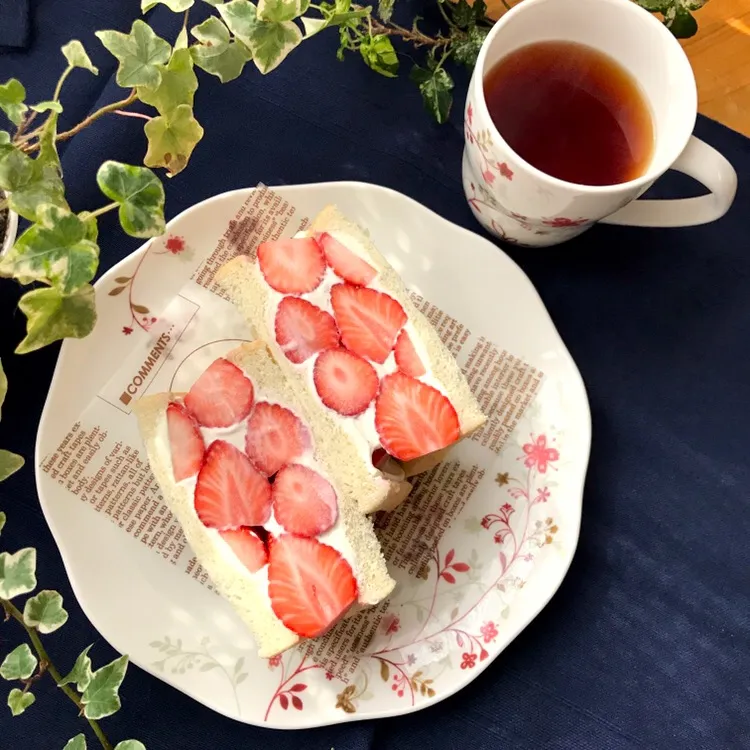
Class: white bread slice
216,204,487,485
134,341,396,658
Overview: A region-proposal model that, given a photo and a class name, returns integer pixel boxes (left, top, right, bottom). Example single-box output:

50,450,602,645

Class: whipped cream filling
154,382,359,603
264,230,447,462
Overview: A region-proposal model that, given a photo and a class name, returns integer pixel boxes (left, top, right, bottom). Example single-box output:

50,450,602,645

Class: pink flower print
165,235,186,254
502,502,513,513
406,653,417,667
460,652,477,670
480,621,499,644
482,169,496,186
122,326,133,335
382,614,400,635
522,434,559,473
481,516,492,529
467,103,473,125
268,654,282,669
325,671,335,681
497,162,514,180
536,486,551,503
542,217,588,228
522,553,534,562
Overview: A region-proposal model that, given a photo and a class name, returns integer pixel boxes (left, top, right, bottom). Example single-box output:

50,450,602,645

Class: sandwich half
134,342,396,658
215,205,487,491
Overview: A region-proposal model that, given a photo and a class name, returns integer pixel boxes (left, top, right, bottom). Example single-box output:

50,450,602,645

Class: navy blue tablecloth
1,2,749,748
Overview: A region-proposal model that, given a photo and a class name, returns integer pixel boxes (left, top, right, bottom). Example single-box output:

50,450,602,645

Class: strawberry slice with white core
272,464,338,537
166,402,205,482
331,284,407,364
257,237,326,294
184,358,254,428
316,232,377,286
313,348,379,416
194,440,272,529
245,402,310,476
375,372,460,461
394,329,426,378
220,527,267,573
268,535,357,638
275,296,340,364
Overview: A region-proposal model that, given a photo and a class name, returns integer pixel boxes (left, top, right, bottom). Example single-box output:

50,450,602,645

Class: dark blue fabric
1,2,749,748
0,0,30,50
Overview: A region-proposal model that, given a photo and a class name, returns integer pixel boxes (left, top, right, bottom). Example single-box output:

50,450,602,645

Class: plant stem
368,15,450,48
22,90,138,154
114,109,153,122
0,599,113,750
87,202,119,219
53,65,74,102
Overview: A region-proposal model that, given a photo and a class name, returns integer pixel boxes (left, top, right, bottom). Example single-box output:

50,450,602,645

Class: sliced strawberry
220,527,267,573
268,535,357,638
375,372,460,461
275,296,340,364
272,464,338,537
245,402,310,476
194,440,271,529
331,284,407,364
166,402,205,482
184,358,254,428
257,237,326,294
313,348,379,417
394,330,426,378
316,232,377,286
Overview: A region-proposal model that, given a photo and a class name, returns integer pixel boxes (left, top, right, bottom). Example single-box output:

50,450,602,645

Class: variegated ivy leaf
0,451,24,482
7,688,35,716
29,101,63,113
15,285,97,355
58,645,94,693
137,48,198,117
0,513,5,535
78,211,99,243
359,34,398,78
62,40,99,75
96,21,172,89
0,645,38,681
0,548,36,600
24,590,69,634
0,358,7,418
142,0,195,10
258,0,309,23
190,17,252,82
203,0,226,4
144,103,204,176
96,161,166,238
300,16,328,37
64,735,88,750
0,206,98,294
410,63,454,124
114,742,147,750
175,26,189,50
0,79,27,126
663,2,698,37
81,655,129,720
219,0,302,74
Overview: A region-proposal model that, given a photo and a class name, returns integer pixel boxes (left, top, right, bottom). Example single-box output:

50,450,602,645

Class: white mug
462,0,738,247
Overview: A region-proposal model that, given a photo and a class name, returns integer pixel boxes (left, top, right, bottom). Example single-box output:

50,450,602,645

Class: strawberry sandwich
135,342,396,657
216,205,487,513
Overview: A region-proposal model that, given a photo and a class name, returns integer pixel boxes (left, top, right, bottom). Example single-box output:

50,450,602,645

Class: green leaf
258,0,309,23
0,80,27,127
142,0,195,10
451,25,488,69
203,0,225,4
0,548,36,599
638,0,666,9
300,16,329,37
452,0,474,27
0,512,5,535
0,358,7,417
78,212,99,243
97,161,166,238
24,590,69,634
0,451,24,482
377,0,394,21
29,101,63,113
114,743,146,750
359,34,398,78
81,655,129,720
144,103,204,176
96,20,172,89
62,40,100,74
664,4,698,37
0,645,38,681
410,64,454,124
15,285,97,355
219,0,302,74
0,206,98,294
59,645,94,692
137,48,198,116
190,18,252,82
64,736,88,750
7,688,35,716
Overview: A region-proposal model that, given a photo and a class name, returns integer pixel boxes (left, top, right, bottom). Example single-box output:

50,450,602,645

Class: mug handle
600,136,737,228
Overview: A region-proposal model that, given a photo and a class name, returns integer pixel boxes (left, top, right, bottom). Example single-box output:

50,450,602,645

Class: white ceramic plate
36,182,590,728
